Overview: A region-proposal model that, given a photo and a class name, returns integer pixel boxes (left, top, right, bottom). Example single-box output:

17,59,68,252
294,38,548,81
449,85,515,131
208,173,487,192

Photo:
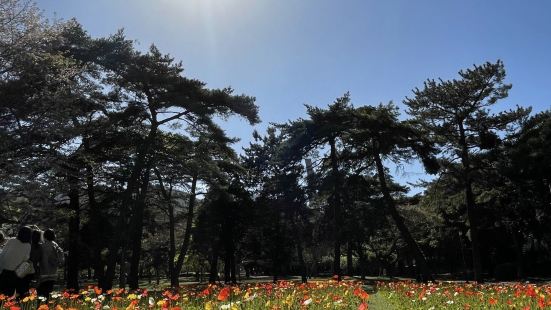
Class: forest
1,0,551,294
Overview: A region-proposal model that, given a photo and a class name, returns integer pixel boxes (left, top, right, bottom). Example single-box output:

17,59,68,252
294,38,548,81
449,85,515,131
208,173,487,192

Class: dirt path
368,293,394,310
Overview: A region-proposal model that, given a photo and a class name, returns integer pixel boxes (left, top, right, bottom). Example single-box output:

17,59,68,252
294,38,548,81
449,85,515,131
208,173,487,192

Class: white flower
302,298,313,305
149,297,155,306
102,306,110,310
244,293,257,302
220,304,231,310
447,300,454,304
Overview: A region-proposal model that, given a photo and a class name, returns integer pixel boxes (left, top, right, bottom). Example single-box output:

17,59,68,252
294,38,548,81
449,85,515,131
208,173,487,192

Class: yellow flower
204,301,214,310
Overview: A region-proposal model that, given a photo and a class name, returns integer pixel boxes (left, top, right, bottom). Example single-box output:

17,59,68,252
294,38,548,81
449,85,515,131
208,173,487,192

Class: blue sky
36,0,551,193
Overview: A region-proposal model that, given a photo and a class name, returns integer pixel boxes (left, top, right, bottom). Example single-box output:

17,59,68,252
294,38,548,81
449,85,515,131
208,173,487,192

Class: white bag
15,260,35,278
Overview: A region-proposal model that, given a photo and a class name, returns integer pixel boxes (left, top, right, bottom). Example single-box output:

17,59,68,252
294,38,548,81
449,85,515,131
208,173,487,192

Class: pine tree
404,60,530,281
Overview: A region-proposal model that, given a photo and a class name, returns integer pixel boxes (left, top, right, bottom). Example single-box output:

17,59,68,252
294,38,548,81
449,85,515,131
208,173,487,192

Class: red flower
489,297,498,305
199,288,210,297
358,302,368,310
217,287,231,301
526,286,537,298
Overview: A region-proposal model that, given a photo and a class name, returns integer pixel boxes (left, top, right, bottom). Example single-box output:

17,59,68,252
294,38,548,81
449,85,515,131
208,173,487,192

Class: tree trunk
347,242,353,276
224,253,231,284
465,181,482,281
154,169,178,287
168,194,177,286
512,230,524,279
127,124,158,289
373,151,433,282
103,243,118,290
230,254,237,284
119,250,127,288
357,243,366,280
102,196,129,290
458,121,483,282
173,173,198,284
297,240,308,283
127,168,151,289
66,169,81,290
209,250,219,284
329,137,342,280
85,162,105,286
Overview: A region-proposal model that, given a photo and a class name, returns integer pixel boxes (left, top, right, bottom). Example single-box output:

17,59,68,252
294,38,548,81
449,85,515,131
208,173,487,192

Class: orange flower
217,287,231,301
489,297,498,305
418,288,426,300
9,307,21,310
94,287,102,295
38,305,49,310
538,297,546,309
358,302,368,310
354,287,369,300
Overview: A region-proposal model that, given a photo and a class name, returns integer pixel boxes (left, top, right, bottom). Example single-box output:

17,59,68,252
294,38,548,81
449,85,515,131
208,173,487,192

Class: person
0,231,6,253
37,229,63,298
20,229,43,296
0,226,32,297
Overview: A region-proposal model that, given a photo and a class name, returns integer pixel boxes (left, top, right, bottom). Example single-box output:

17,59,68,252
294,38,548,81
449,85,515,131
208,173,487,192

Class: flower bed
0,280,370,310
377,281,551,309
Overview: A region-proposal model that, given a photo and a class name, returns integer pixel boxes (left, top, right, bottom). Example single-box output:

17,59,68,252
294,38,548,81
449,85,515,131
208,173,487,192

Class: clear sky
36,0,551,193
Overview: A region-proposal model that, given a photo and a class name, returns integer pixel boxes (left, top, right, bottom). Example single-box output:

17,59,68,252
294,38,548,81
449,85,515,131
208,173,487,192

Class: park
1,0,551,309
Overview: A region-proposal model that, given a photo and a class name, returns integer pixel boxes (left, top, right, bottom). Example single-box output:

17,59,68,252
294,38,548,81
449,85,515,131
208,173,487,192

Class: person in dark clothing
37,229,63,298
0,226,32,297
